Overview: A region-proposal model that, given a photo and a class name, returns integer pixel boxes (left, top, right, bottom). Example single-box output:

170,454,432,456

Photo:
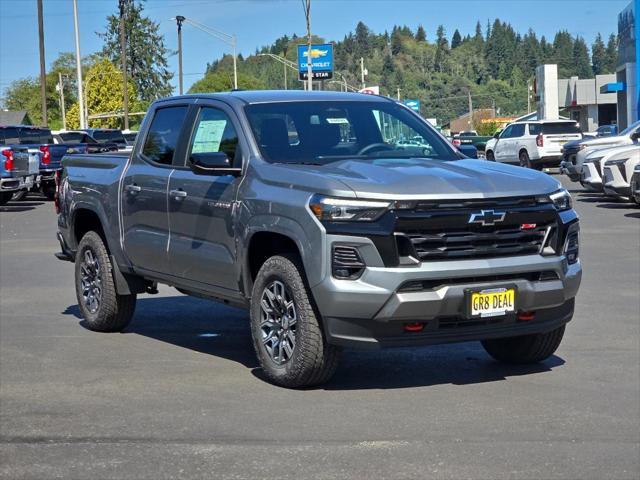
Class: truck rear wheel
481,325,565,364
75,231,136,332
250,254,340,388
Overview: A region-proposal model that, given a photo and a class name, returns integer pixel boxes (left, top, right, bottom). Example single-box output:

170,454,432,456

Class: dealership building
535,0,639,130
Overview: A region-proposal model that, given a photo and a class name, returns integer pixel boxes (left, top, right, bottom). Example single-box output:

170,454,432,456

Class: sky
0,0,630,98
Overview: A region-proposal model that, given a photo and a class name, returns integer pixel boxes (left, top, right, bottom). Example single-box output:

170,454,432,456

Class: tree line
3,2,618,129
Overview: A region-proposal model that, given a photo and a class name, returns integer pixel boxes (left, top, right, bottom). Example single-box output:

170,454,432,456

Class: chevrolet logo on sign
468,209,506,226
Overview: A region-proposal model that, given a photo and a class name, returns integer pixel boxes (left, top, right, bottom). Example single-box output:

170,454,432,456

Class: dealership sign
297,44,334,80
403,99,420,111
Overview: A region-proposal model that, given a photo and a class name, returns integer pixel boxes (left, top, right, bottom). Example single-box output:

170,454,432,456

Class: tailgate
9,149,40,177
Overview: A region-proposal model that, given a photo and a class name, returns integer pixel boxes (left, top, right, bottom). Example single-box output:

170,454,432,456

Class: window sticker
192,119,227,153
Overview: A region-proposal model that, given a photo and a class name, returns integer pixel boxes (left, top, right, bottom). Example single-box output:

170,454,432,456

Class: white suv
487,120,582,169
602,146,640,199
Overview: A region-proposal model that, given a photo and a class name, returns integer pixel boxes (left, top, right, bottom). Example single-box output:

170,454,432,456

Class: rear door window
142,106,188,165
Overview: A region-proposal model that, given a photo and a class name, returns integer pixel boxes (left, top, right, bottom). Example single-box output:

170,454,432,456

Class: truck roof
158,90,395,106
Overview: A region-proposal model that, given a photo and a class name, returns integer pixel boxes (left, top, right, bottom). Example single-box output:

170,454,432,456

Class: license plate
468,287,515,318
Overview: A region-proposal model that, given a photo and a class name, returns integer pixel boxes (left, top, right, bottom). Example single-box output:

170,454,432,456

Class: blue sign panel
297,43,334,80
403,99,421,111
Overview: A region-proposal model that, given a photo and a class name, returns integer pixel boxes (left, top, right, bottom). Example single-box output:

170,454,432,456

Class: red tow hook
404,322,425,332
517,311,535,321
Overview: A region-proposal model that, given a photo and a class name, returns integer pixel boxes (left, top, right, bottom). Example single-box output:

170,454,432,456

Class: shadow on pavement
625,212,640,219
64,295,566,390
0,200,45,212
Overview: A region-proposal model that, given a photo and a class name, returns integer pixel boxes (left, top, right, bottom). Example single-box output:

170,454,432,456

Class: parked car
0,145,40,205
56,91,581,388
54,130,119,153
0,125,87,199
630,163,640,204
602,146,640,200
561,120,640,182
594,124,618,137
489,120,582,169
580,144,639,192
80,128,128,150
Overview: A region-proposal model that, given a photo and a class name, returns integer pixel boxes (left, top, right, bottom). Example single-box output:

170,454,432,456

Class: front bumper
603,165,631,197
630,172,640,203
581,163,603,191
532,155,562,167
312,234,582,348
560,157,580,181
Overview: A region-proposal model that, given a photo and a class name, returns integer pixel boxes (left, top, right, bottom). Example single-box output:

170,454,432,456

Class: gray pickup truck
56,91,582,388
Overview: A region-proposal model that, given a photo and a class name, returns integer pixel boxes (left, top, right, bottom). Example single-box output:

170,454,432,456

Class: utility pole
397,87,401,100
57,73,66,130
176,16,184,95
360,57,366,89
283,47,288,90
72,0,86,129
119,0,129,130
37,0,47,126
304,0,312,91
232,34,238,90
467,89,474,130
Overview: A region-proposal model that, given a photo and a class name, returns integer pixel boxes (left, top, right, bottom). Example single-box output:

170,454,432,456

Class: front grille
394,197,557,262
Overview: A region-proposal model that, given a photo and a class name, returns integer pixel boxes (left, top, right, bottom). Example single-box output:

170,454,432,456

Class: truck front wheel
250,254,340,388
75,231,136,332
481,325,565,364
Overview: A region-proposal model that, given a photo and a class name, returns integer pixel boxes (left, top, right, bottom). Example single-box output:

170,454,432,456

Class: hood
271,158,562,200
582,135,630,149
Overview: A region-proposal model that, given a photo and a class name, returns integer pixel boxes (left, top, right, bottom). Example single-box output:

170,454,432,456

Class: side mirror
189,152,241,176
493,133,500,139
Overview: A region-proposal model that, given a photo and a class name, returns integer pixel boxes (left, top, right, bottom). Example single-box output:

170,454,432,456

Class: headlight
549,189,573,211
309,194,391,222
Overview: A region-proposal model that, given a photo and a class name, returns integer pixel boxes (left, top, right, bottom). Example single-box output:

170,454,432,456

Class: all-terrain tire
75,231,136,332
250,254,340,388
481,325,565,364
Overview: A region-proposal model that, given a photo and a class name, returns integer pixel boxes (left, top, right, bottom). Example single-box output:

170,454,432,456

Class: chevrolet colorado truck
56,91,582,388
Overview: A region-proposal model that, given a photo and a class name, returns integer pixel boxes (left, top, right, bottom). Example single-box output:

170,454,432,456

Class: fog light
332,245,365,279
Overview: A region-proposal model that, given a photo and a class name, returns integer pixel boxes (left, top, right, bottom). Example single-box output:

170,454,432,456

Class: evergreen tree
604,34,618,72
591,33,607,75
434,25,449,72
99,0,173,102
572,37,592,78
520,29,541,76
355,21,372,57
451,29,462,49
416,25,426,42
552,31,574,77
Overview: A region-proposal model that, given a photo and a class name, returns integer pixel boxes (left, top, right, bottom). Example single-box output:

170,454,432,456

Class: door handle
125,184,141,194
169,189,188,200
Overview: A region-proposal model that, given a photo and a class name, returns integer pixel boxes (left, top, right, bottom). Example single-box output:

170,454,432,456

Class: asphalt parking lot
1,176,638,480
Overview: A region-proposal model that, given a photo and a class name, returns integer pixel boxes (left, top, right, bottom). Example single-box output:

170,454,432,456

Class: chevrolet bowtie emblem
468,209,506,226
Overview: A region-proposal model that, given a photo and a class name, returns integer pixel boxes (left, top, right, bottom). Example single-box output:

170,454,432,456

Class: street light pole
37,0,47,126
72,0,86,129
176,16,184,95
119,0,129,130
232,34,238,90
360,57,366,89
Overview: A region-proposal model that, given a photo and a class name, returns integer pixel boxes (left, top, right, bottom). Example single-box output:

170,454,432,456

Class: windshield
92,130,126,144
244,101,455,164
619,120,640,136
